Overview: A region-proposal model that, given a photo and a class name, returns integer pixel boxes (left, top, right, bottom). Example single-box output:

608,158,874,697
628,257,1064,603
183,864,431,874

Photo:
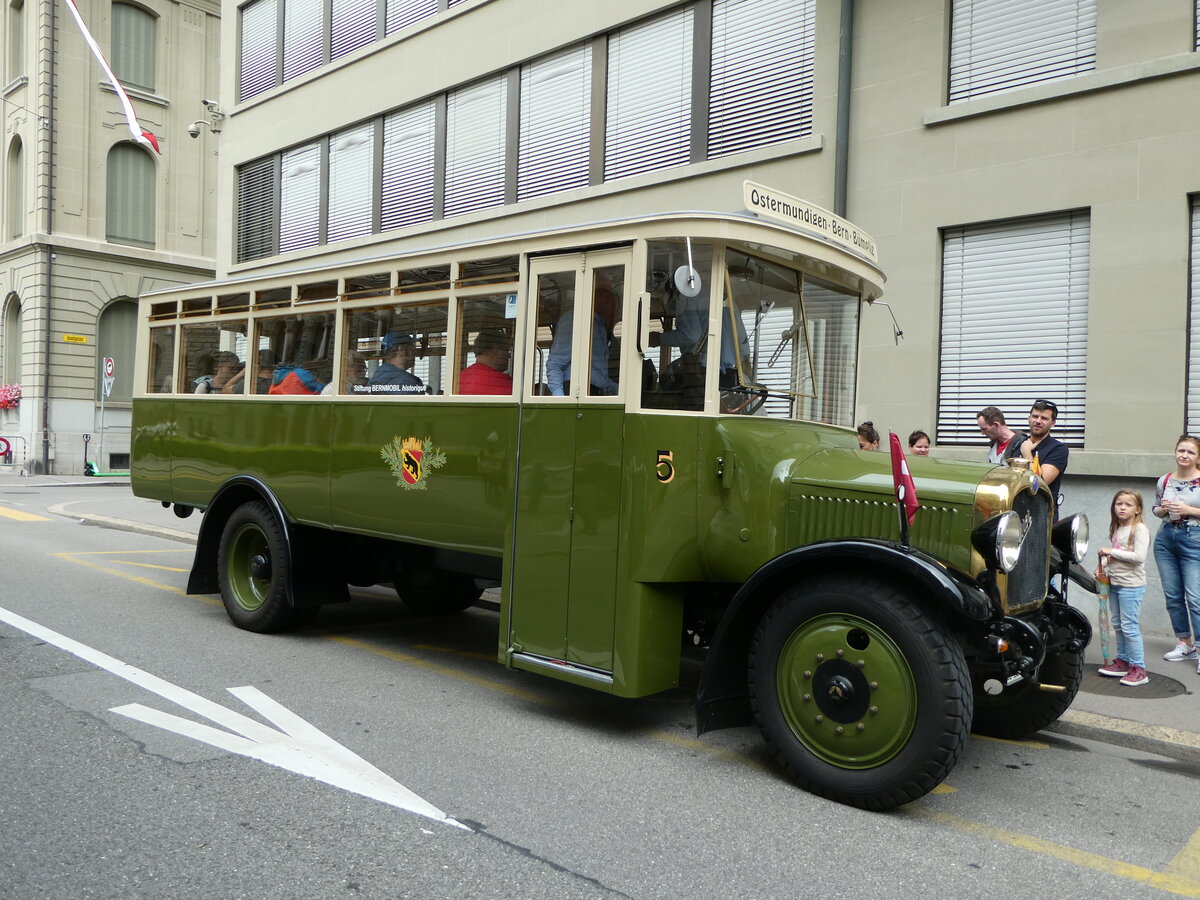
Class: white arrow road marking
0,605,468,830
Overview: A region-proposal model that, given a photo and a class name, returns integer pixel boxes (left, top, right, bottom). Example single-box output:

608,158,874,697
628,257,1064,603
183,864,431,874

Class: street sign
103,357,115,377
102,375,115,397
0,437,10,456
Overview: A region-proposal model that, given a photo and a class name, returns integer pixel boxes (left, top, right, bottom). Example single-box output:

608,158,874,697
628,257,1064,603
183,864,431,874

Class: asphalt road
1,486,1199,899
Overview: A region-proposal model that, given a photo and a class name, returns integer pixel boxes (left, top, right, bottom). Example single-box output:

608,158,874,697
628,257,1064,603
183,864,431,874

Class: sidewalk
6,469,1198,765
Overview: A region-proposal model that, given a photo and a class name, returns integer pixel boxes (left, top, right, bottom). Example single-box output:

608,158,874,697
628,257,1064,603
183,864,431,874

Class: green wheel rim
227,522,271,612
776,613,918,769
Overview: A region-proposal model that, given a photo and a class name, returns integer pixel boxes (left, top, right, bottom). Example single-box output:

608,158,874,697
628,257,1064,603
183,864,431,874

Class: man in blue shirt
1018,399,1069,512
369,332,425,394
546,279,619,396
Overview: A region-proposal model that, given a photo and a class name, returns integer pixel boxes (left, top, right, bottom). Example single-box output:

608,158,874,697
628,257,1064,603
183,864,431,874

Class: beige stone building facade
207,0,1199,634
0,0,218,475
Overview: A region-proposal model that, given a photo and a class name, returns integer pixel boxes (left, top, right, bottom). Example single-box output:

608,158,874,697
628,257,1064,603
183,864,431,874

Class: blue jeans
1109,584,1146,668
1153,525,1200,642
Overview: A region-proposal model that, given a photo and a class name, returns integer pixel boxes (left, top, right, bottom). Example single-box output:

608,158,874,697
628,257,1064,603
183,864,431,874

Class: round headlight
1052,513,1089,563
995,511,1023,573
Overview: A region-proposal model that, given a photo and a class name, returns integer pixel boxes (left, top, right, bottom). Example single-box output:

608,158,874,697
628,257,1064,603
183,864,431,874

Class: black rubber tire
748,575,972,811
394,568,481,615
217,501,302,633
971,647,1083,740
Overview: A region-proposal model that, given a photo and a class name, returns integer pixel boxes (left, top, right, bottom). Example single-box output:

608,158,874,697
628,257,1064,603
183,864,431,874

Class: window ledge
924,51,1200,126
100,81,169,109
3,75,28,97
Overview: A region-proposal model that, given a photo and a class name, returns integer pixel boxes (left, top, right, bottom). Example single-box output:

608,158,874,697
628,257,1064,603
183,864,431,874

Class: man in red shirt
458,329,513,395
977,406,1024,464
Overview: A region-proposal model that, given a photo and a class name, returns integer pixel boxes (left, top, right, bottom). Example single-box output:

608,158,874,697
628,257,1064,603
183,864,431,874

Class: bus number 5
655,450,675,484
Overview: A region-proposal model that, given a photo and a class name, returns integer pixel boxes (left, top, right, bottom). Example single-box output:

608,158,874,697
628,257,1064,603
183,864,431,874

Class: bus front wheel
748,575,972,811
217,501,301,633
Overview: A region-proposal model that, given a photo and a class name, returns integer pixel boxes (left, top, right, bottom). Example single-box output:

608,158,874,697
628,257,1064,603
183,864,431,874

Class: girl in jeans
1097,490,1151,686
1152,435,1200,673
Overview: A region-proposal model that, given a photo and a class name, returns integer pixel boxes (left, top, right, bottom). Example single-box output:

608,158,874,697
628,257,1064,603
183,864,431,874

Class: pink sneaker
1098,659,1129,677
1120,665,1149,686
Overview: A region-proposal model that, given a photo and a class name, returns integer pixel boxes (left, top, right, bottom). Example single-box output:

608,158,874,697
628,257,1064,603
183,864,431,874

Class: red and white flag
889,431,919,526
60,0,160,154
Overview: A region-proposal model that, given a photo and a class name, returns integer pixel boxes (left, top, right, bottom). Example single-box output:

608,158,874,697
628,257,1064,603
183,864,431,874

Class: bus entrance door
507,251,630,688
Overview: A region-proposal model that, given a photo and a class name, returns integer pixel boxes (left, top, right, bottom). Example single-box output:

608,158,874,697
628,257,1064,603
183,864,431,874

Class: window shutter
605,7,693,182
937,211,1090,446
236,156,278,262
949,0,1097,103
518,44,591,202
279,143,322,253
445,76,507,218
283,0,324,81
111,3,156,91
330,0,377,60
708,0,814,159
328,123,375,242
106,144,155,247
386,0,436,34
239,0,279,101
1188,197,1200,433
381,101,436,230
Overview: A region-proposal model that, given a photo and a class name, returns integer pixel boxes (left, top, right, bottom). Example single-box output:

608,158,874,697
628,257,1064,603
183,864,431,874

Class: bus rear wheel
217,501,303,633
748,575,972,811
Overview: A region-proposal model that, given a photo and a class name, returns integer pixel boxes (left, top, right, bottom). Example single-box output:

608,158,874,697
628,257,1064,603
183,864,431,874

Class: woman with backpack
1152,434,1200,673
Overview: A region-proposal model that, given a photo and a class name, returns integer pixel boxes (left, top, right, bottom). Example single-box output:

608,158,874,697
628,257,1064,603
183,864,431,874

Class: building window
6,136,21,239
386,0,436,35
330,0,376,60
381,100,436,231
236,156,278,262
279,142,322,252
327,122,375,241
106,143,156,247
518,44,590,202
605,7,694,182
282,0,324,82
948,0,1097,104
1188,196,1200,434
111,3,156,91
444,75,507,218
7,0,23,83
937,211,1090,445
708,0,815,159
97,299,137,403
239,0,279,101
2,292,20,385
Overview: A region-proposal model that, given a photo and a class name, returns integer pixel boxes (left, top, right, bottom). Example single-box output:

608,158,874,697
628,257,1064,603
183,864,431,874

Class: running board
510,652,614,687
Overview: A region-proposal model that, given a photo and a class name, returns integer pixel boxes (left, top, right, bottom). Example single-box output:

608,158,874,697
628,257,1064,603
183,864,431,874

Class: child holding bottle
1096,490,1151,686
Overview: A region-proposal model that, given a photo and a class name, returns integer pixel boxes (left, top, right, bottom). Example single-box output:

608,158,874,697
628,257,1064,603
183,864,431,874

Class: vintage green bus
132,183,1090,810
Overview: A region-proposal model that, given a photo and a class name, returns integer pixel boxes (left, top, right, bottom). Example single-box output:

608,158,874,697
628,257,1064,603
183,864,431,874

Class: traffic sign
103,357,115,377
102,375,115,397
0,437,9,456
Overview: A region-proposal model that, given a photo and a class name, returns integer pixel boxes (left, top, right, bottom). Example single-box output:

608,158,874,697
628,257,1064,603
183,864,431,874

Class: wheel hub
249,553,271,579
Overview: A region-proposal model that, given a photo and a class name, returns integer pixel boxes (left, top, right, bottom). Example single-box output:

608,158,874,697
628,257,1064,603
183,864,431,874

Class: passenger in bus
650,285,750,387
194,350,243,394
546,281,618,396
268,362,327,395
458,329,513,395
322,351,368,395
369,331,425,394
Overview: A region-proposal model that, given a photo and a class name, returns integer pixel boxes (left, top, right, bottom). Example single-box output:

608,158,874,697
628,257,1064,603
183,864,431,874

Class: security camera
201,99,218,108
187,121,203,139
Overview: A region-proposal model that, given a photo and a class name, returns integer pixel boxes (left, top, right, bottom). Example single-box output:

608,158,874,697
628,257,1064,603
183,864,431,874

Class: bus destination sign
743,181,878,265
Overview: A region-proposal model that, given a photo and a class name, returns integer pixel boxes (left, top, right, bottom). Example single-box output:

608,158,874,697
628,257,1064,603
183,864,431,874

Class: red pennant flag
889,431,919,526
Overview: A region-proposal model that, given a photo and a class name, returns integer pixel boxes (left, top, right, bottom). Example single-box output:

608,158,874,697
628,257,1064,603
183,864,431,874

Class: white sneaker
1164,641,1198,661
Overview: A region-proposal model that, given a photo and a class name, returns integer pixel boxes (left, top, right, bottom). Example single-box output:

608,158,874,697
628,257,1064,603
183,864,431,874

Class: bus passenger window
147,326,175,394
531,272,575,396
179,321,247,394
587,267,623,397
343,301,448,395
455,295,513,396
254,311,336,396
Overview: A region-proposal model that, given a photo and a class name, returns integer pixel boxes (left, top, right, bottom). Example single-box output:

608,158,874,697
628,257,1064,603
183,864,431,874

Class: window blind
381,101,437,230
239,0,278,101
518,44,590,202
445,76,507,218
330,0,377,60
327,123,375,242
1188,197,1200,433
279,143,322,253
236,157,277,262
708,0,814,159
938,211,1090,445
111,3,156,91
283,0,324,81
605,7,693,182
948,0,1096,103
386,0,436,34
106,144,155,247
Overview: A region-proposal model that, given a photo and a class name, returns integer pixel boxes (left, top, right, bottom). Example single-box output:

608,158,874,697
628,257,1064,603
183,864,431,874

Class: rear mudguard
695,539,990,734
186,476,345,608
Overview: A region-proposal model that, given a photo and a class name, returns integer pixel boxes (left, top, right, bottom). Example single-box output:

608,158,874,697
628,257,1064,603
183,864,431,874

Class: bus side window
255,311,336,396
456,295,514,396
532,271,575,396
588,266,622,397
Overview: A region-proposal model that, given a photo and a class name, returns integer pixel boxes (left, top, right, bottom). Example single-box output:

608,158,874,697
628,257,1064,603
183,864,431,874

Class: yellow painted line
114,561,191,573
931,783,957,795
44,552,1200,894
412,642,496,662
971,734,1051,750
1167,827,1200,879
52,549,191,556
913,809,1200,898
0,504,52,522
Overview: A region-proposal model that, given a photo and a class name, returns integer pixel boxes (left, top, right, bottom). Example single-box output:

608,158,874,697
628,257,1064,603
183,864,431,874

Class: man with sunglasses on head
1018,400,1069,513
